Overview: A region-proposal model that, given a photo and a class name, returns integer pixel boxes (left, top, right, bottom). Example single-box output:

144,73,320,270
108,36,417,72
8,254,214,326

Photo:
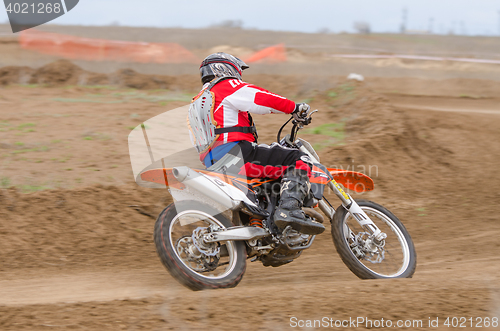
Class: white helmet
199,52,249,84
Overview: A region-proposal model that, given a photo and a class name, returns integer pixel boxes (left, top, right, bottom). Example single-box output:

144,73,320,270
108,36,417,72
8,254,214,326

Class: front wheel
154,200,247,290
331,200,416,279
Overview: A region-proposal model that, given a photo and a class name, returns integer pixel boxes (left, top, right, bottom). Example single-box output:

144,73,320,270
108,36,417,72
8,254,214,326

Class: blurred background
1,0,500,78
1,1,500,330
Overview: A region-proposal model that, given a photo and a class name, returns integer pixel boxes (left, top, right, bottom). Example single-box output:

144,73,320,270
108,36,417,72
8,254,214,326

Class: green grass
312,140,346,151
18,123,35,128
10,123,37,133
339,83,355,92
11,149,35,154
1,178,53,192
1,177,11,188
85,93,106,98
10,145,49,154
81,133,112,141
99,134,112,141
17,184,50,193
304,122,345,140
303,122,346,151
18,123,36,129
322,83,358,109
52,98,124,104
17,84,42,88
416,207,427,216
65,85,118,90
54,89,192,105
58,155,72,163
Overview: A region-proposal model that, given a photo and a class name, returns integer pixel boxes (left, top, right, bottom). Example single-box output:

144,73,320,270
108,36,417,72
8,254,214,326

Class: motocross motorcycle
137,109,417,291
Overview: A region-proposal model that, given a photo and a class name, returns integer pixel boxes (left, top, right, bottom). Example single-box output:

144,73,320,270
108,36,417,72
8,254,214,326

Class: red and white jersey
208,78,295,144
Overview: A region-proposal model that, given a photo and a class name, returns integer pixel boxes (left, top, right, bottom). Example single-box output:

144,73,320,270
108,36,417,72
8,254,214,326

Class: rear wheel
154,200,247,290
331,200,416,279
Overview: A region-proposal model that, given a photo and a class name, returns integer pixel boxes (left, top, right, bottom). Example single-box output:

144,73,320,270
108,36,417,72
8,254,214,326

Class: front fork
320,179,387,243
296,143,386,243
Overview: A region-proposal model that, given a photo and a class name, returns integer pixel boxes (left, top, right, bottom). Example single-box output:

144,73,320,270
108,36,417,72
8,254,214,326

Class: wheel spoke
343,206,411,277
169,209,237,280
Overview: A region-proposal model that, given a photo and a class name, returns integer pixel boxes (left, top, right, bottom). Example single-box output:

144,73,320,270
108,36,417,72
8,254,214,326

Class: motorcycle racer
188,52,325,235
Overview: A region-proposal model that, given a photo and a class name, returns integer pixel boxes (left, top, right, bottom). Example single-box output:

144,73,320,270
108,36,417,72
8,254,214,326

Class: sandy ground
1,27,500,330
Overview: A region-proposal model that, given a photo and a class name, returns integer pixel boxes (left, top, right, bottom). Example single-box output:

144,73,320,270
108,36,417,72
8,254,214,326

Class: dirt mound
0,184,172,272
0,65,33,85
0,60,200,90
305,81,454,196
111,68,176,90
28,60,85,85
369,76,500,98
0,60,347,93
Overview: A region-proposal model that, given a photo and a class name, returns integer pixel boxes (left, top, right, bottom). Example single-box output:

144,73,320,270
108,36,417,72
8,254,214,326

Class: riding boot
273,167,325,235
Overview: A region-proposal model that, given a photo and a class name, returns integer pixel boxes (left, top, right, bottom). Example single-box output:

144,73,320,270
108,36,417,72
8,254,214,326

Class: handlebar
297,107,309,118
277,109,317,145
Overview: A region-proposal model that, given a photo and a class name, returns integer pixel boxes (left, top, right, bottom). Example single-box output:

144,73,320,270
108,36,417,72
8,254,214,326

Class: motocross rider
189,52,325,235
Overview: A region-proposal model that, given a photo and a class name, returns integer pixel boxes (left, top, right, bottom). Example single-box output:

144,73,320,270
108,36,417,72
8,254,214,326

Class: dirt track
1,31,500,330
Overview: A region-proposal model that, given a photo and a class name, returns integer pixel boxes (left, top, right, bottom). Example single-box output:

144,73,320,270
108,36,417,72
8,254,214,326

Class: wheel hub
192,227,220,257
351,231,386,264
176,234,220,272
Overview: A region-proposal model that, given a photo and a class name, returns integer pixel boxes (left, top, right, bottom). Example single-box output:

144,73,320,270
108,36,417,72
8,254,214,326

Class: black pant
227,141,310,179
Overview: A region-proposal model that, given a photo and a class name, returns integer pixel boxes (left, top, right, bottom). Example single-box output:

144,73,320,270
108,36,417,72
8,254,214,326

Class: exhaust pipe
172,166,189,182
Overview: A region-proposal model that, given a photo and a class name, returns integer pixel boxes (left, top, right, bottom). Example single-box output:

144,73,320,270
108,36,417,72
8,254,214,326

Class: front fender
327,168,374,193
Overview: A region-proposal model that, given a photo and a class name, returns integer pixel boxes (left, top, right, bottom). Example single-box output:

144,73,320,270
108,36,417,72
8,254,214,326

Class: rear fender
140,168,185,189
140,167,257,209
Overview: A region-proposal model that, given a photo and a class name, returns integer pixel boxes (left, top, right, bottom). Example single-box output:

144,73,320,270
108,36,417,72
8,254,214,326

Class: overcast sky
2,0,500,35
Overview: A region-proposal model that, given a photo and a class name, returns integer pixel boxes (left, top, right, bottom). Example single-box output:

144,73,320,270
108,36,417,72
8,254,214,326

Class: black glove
292,103,310,122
